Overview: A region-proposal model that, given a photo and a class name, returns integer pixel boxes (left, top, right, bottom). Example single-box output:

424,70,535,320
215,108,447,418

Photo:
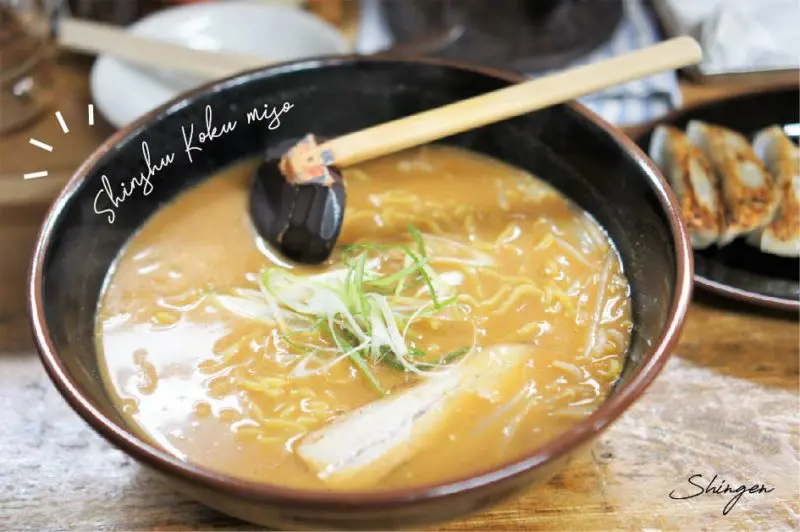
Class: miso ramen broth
97,145,632,490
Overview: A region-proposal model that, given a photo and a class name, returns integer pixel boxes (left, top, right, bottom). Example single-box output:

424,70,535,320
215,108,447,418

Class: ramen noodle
96,145,632,490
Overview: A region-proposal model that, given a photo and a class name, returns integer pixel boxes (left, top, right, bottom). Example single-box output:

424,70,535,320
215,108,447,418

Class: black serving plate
635,86,800,311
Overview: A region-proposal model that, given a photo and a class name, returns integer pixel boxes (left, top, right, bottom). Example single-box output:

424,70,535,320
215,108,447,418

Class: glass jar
0,0,58,134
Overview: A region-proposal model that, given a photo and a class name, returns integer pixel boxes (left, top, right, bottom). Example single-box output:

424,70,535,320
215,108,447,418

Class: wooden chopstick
58,18,269,79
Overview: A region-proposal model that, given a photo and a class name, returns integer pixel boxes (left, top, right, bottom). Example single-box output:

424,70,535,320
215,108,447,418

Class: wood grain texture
0,54,798,532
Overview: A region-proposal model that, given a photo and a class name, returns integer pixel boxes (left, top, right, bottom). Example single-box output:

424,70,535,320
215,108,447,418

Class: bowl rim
29,54,694,508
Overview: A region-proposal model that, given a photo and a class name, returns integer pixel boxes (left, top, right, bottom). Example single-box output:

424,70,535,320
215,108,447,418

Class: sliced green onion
394,253,413,296
326,319,384,396
367,256,429,289
349,252,370,317
403,246,440,308
438,346,471,365
407,223,427,257
380,356,407,372
382,346,469,372
216,227,467,393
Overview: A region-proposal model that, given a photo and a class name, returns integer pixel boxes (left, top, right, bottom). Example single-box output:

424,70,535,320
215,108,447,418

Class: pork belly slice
296,344,533,488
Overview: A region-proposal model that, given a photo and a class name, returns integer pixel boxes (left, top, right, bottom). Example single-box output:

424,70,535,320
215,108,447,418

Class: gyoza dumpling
686,120,780,246
648,125,724,249
747,125,800,257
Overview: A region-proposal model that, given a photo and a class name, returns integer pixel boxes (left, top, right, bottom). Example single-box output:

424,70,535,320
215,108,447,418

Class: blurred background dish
358,0,680,128
375,0,623,74
635,86,800,310
0,0,55,134
652,0,800,84
89,0,350,128
65,0,307,25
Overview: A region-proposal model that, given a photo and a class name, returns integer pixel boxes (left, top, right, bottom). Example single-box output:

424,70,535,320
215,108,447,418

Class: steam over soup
97,145,632,490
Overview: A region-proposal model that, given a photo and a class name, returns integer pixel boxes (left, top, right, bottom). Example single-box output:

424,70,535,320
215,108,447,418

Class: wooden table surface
1,53,798,531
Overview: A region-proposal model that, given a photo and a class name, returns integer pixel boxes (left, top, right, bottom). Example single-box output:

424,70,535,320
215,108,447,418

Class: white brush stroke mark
24,171,48,180
55,111,69,134
29,139,53,152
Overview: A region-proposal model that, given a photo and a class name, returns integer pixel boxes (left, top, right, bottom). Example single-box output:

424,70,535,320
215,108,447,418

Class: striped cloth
357,0,682,127
541,0,682,126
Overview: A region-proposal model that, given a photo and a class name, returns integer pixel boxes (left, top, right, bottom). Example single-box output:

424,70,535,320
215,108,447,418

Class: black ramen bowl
29,57,692,530
634,86,800,311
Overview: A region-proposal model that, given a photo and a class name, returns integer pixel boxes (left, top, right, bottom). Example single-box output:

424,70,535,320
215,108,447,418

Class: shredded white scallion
290,338,371,378
213,227,471,394
422,234,496,267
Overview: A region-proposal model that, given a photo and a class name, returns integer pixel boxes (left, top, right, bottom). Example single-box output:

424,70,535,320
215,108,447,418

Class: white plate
90,1,350,128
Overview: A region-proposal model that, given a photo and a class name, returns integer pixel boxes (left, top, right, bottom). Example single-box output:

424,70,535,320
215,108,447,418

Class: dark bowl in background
382,0,623,74
29,57,692,530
